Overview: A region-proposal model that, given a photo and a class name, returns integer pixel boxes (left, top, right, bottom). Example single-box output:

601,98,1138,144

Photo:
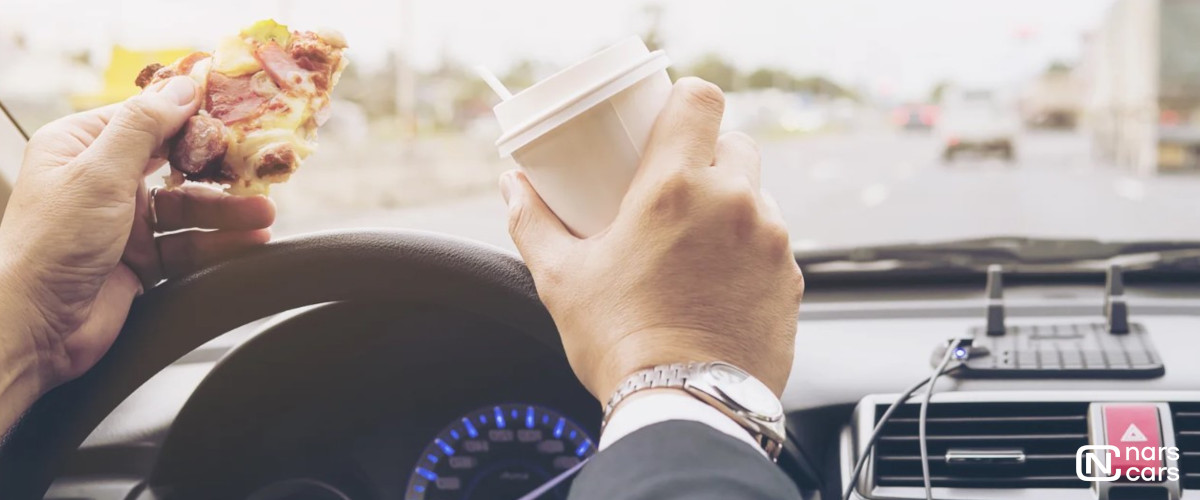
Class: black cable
840,362,963,500
0,97,29,142
919,340,961,500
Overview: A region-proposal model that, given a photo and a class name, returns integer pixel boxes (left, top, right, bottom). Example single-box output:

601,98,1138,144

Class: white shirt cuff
597,391,767,457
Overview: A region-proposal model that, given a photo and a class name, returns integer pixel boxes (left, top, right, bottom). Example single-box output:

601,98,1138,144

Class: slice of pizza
136,20,348,195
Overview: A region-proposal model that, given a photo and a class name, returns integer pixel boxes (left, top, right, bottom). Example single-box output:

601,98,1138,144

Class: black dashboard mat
934,322,1165,379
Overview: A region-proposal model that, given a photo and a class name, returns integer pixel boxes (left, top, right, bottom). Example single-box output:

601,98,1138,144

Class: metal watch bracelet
601,362,694,431
600,361,785,461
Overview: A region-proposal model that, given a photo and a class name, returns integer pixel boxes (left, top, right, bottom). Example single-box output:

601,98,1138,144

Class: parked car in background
891,103,938,131
937,89,1019,162
1020,64,1082,129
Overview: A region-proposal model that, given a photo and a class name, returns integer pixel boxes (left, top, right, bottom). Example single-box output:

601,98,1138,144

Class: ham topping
205,72,269,124
254,41,308,90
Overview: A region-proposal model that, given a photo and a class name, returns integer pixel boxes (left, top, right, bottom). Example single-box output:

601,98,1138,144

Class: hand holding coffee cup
491,37,673,237
499,75,803,402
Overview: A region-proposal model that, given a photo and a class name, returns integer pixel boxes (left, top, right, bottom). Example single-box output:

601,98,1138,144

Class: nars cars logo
1075,445,1181,482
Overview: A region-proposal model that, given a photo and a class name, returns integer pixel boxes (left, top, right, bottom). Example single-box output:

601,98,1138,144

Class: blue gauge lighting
405,404,595,500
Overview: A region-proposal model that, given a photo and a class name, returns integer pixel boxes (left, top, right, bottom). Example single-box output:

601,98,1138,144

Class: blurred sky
2,0,1110,98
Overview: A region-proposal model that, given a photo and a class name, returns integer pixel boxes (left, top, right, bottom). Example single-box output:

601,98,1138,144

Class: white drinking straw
476,65,513,101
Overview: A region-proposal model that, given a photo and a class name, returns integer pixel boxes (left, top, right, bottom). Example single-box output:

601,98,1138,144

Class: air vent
1170,403,1200,489
872,402,1090,489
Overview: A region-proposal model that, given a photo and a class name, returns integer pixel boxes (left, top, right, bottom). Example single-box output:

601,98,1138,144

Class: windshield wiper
793,236,1200,271
1110,248,1200,272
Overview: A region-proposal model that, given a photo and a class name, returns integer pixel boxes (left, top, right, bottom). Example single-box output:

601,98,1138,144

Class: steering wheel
0,230,559,499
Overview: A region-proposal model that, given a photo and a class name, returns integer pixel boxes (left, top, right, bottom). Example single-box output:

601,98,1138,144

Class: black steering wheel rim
0,229,558,499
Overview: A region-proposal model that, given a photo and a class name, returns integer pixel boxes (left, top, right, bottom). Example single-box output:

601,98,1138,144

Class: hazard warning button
1102,404,1163,482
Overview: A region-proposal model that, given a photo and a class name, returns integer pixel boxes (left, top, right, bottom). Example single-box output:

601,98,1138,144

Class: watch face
705,362,783,419
709,362,750,383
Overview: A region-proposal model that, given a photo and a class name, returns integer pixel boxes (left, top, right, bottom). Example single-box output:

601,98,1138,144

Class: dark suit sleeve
568,420,802,500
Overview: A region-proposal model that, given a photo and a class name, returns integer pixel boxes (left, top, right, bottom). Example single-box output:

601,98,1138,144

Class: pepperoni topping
205,72,268,124
135,63,163,88
255,143,299,178
290,32,334,72
135,51,211,88
292,32,341,92
254,41,308,90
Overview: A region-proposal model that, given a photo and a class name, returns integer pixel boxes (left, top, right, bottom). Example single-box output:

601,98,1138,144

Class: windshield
2,0,1196,251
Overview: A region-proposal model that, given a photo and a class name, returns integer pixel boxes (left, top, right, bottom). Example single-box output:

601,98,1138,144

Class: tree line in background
684,54,857,99
334,2,856,129
638,4,855,99
334,51,857,128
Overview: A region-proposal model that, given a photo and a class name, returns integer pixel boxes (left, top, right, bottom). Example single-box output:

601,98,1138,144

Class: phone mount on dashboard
931,264,1165,379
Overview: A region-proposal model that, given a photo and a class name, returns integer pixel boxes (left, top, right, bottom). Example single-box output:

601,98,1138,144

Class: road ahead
277,130,1200,251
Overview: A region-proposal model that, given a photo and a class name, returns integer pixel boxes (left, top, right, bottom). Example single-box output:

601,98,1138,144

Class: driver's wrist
0,256,49,432
587,326,782,403
598,387,768,457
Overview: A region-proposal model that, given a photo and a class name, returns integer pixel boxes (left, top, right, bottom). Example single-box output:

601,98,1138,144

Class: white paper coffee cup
494,36,672,237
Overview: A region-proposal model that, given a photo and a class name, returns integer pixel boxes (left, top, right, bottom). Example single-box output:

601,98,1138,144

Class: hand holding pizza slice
137,20,348,195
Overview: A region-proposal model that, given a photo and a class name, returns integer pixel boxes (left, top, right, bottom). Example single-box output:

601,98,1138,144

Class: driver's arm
0,76,275,433
502,78,804,498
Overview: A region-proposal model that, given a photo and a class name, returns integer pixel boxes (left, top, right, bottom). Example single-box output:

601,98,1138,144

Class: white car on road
937,89,1019,162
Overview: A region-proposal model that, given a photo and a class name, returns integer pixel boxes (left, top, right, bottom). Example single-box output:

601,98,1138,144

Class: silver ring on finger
148,186,161,230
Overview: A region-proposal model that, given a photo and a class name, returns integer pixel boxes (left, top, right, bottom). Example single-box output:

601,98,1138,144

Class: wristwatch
601,361,787,461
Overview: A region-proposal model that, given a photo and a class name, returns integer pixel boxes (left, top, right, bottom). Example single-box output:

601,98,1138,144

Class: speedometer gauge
405,404,595,500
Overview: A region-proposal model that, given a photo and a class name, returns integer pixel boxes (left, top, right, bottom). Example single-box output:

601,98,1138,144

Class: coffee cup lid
494,36,670,157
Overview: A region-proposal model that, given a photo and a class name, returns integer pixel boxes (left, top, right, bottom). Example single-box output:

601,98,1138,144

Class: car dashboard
51,301,600,500
45,273,1200,500
792,276,1200,500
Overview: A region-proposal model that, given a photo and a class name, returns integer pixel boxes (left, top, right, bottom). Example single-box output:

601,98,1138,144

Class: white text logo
1075,445,1181,482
